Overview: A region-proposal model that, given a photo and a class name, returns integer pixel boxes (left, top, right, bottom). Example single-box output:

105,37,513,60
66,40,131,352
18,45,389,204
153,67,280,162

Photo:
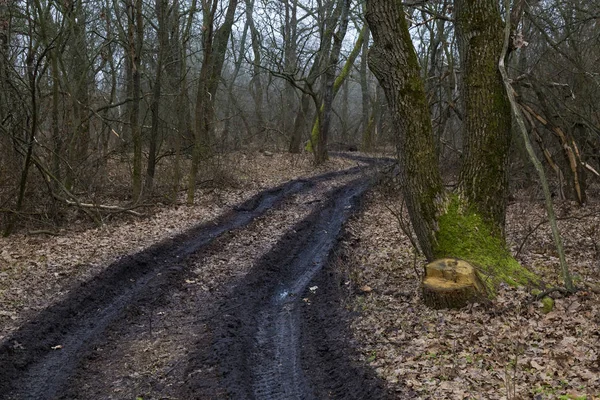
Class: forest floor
341,187,600,399
0,151,599,399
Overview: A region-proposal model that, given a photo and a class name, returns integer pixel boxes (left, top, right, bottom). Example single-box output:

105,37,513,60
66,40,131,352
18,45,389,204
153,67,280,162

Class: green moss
541,297,554,314
434,195,538,293
305,115,320,153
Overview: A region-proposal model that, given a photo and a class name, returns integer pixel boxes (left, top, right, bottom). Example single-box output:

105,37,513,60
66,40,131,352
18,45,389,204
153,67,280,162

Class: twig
515,211,600,257
531,286,575,302
383,196,421,257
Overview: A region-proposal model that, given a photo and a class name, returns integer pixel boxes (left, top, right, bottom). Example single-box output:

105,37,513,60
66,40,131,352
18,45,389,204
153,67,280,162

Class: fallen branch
531,286,574,301
27,230,60,236
61,198,145,217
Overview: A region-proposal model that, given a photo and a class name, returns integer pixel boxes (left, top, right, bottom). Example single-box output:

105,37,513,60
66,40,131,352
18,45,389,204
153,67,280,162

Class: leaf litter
337,188,600,400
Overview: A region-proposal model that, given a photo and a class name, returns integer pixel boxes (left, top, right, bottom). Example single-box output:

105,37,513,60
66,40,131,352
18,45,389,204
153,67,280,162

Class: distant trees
0,0,598,236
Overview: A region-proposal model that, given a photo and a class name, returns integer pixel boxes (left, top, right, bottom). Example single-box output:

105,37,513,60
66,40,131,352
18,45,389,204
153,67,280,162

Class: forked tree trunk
366,0,535,305
187,0,238,204
315,0,351,164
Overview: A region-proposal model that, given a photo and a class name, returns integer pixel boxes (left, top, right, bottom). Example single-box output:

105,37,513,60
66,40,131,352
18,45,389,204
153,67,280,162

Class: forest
0,0,599,399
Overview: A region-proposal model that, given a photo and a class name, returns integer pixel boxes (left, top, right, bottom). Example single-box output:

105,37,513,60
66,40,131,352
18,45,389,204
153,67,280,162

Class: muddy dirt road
0,160,390,399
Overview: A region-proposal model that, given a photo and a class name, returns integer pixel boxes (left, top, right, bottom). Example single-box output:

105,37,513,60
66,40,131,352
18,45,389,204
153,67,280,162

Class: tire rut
188,176,390,399
0,165,371,400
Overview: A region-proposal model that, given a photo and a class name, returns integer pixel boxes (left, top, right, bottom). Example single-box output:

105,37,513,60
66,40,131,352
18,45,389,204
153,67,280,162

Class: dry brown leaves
341,190,600,400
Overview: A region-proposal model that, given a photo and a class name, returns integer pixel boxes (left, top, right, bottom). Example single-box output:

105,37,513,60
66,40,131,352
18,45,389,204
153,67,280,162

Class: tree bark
454,0,512,233
366,0,445,260
245,0,265,140
187,0,238,204
366,0,536,298
145,0,169,196
125,0,144,202
360,25,372,151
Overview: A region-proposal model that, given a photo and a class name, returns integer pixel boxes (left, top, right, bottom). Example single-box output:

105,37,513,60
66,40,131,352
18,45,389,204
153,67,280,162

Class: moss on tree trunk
366,0,445,260
366,0,539,305
434,195,537,293
455,0,512,232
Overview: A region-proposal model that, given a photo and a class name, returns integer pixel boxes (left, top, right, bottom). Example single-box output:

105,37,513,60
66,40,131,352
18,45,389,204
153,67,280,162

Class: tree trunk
4,21,38,237
454,0,512,232
126,0,143,202
188,0,238,204
360,25,372,151
315,0,350,164
366,0,445,260
367,0,536,299
146,0,168,196
50,49,62,193
246,0,265,140
0,0,12,127
283,0,298,146
289,93,311,153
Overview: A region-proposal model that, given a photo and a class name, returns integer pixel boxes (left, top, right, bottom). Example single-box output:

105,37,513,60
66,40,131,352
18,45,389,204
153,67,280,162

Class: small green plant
367,351,377,363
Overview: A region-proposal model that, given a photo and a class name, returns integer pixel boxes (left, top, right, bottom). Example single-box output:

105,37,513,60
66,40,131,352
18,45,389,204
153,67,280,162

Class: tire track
188,176,389,399
0,165,371,400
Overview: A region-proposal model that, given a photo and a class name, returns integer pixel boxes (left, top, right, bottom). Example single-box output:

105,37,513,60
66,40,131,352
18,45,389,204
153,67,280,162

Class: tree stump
421,258,487,309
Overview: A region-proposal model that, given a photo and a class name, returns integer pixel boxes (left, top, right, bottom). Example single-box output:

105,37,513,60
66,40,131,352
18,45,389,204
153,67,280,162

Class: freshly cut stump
422,258,486,309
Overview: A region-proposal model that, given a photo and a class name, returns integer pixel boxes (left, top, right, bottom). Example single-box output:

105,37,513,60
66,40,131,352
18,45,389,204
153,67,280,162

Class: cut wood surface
422,258,486,309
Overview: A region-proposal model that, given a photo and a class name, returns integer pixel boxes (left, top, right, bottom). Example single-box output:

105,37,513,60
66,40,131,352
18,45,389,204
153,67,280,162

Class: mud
184,177,389,399
0,158,394,400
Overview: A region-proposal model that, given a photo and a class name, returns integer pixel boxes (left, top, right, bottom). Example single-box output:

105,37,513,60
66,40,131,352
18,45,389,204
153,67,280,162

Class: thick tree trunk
366,0,445,260
454,0,512,232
